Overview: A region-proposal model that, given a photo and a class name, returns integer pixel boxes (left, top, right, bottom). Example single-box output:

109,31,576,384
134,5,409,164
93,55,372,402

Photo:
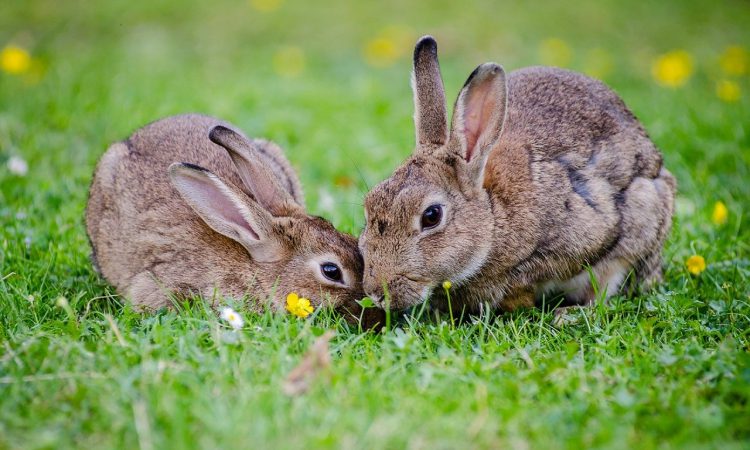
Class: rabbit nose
363,275,384,301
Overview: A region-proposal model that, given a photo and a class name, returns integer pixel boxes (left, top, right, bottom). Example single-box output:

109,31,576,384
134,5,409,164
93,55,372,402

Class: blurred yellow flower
286,292,313,318
273,46,305,78
363,25,414,68
583,47,613,79
364,37,398,68
716,79,741,103
685,255,706,276
652,50,693,88
719,46,747,76
539,38,572,67
711,201,728,225
442,280,452,290
1,44,31,75
249,0,282,12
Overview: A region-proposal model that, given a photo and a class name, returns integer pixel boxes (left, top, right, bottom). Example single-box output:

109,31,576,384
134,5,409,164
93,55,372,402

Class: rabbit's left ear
450,63,508,187
209,126,304,217
412,36,449,151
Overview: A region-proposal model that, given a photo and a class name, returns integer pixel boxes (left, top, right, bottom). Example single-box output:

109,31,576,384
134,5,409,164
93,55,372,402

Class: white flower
318,188,335,213
220,307,244,330
7,156,28,176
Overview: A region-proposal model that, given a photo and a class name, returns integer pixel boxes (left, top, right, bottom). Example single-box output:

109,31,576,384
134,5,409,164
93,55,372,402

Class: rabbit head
359,36,508,309
170,126,366,312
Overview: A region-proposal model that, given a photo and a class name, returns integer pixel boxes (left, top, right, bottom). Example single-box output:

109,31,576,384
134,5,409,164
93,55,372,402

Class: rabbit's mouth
369,274,434,310
401,273,431,284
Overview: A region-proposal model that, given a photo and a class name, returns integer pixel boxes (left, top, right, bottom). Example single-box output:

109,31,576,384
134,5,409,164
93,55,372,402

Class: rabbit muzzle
364,271,432,310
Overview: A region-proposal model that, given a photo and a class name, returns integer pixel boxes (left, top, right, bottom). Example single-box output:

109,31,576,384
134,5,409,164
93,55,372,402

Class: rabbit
358,36,675,313
86,114,378,324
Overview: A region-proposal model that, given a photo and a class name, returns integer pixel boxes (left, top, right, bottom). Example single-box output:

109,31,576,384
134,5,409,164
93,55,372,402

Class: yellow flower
273,46,305,78
539,38,572,68
364,37,398,68
583,47,613,79
652,50,693,88
686,255,706,276
1,44,31,75
716,79,741,103
442,280,452,290
249,0,282,12
362,25,413,68
286,292,314,318
711,201,728,226
719,46,748,76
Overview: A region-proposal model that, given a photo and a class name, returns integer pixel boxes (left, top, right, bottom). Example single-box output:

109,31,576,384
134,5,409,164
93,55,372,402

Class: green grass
1,0,749,448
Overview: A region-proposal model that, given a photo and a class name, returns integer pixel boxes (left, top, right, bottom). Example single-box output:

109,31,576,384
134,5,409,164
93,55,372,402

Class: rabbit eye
421,204,443,230
320,262,343,283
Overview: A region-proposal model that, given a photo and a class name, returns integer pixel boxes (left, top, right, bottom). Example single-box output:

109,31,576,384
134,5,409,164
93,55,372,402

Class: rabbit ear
209,126,302,216
169,163,282,263
450,63,508,185
412,36,448,150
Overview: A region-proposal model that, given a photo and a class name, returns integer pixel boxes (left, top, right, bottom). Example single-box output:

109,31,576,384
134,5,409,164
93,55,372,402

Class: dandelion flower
711,201,728,226
7,156,28,176
1,45,31,75
249,0,283,12
220,307,244,329
686,255,706,276
286,292,314,318
539,38,572,68
719,46,748,76
273,46,305,78
442,280,452,290
716,79,741,103
652,50,693,88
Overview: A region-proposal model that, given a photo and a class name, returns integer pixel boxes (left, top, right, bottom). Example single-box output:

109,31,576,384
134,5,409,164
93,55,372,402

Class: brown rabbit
86,114,373,321
359,36,675,313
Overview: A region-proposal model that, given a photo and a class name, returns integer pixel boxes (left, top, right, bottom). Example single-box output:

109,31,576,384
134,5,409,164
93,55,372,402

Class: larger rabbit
359,36,675,312
87,114,371,321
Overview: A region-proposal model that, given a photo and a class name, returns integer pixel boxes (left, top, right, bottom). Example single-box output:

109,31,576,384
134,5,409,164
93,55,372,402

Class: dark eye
421,204,443,230
321,262,343,283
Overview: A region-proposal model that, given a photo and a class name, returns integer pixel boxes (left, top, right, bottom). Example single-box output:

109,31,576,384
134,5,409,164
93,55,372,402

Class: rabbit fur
359,37,675,312
86,114,370,319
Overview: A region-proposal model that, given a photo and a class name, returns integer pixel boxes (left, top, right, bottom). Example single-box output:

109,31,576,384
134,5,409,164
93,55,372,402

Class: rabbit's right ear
209,126,303,217
169,163,282,263
412,35,448,150
449,63,508,189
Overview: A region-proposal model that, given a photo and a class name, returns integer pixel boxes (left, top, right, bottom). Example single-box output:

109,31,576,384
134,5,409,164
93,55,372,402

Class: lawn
1,0,749,448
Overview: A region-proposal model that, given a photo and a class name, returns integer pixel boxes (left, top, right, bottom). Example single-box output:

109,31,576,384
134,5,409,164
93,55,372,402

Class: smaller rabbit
359,37,675,313
86,114,375,323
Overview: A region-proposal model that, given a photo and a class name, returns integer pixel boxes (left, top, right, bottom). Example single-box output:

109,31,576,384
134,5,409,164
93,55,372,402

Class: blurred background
1,0,748,238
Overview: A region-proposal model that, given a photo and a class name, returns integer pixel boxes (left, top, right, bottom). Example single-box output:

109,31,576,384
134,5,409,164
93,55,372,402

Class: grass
1,0,749,448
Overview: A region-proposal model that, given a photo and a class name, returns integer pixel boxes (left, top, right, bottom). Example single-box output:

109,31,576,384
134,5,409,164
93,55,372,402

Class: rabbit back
86,114,303,308
484,67,675,305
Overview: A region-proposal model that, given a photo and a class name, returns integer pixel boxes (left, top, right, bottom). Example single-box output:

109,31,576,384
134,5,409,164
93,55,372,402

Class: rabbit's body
87,114,366,313
359,37,675,312
449,67,675,310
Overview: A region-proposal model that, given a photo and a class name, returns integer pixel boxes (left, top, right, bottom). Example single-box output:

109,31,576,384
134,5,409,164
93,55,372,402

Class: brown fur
86,114,377,325
360,37,675,312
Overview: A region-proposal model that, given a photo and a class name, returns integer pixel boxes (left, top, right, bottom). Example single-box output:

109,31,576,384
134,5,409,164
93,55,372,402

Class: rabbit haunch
359,36,675,312
86,114,368,316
